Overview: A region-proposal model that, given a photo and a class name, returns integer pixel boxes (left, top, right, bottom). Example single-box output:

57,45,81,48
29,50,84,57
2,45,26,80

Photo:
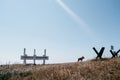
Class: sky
0,0,120,64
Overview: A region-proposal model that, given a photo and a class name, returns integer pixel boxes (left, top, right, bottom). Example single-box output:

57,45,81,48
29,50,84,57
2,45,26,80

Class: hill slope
0,58,120,80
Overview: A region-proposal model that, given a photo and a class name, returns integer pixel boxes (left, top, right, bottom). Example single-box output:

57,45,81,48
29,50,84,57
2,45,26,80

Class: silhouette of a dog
78,56,85,62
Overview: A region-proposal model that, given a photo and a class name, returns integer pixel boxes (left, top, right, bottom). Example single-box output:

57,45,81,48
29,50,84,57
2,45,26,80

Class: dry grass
0,58,120,80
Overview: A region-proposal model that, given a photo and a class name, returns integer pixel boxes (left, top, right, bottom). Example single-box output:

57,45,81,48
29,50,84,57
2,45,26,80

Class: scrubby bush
0,72,11,80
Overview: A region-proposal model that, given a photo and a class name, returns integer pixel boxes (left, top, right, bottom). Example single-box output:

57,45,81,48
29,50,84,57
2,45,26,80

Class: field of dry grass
0,58,120,80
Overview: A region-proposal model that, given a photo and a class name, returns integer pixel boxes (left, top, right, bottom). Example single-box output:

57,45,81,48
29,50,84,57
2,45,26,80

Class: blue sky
0,0,120,64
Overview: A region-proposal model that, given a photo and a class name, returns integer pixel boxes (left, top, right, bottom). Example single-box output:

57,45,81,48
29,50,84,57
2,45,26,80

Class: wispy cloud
56,0,93,35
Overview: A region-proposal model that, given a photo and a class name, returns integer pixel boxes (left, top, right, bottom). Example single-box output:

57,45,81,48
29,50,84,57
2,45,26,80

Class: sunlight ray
56,0,93,35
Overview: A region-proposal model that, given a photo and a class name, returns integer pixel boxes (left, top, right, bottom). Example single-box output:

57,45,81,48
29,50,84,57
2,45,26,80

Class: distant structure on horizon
21,48,49,65
110,45,120,58
93,45,120,60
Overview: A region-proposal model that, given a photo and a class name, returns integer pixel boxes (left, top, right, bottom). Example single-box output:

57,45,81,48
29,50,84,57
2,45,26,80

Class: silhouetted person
78,56,85,62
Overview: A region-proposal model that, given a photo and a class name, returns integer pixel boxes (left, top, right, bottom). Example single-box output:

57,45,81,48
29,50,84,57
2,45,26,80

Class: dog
78,56,85,62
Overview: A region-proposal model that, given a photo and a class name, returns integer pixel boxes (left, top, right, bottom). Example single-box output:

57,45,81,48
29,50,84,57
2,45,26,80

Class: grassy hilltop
0,58,120,80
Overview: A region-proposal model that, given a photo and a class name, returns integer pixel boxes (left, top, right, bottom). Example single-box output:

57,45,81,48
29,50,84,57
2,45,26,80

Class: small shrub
0,72,11,80
19,71,32,77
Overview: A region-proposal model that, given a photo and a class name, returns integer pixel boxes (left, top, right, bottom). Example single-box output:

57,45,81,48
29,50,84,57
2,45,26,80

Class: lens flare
56,0,93,35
